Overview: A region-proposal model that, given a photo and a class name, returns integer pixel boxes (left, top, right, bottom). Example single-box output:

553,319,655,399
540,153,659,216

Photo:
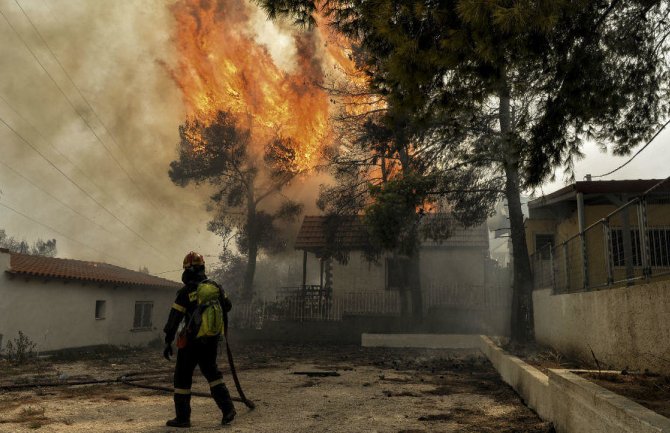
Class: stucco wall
330,248,488,295
533,282,670,374
0,273,175,352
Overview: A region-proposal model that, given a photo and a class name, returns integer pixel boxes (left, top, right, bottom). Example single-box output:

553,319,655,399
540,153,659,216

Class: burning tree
169,110,303,301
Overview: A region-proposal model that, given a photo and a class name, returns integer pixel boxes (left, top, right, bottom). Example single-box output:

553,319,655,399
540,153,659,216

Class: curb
478,336,670,433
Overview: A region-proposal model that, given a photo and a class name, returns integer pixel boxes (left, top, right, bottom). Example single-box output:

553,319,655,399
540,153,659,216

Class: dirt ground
578,372,670,419
0,343,554,433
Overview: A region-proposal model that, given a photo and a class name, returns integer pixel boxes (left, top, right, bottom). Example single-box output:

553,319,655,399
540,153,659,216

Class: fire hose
0,349,256,410
0,370,250,405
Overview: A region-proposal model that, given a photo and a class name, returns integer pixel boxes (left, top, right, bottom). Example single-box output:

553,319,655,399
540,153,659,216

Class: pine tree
259,0,670,341
169,110,303,301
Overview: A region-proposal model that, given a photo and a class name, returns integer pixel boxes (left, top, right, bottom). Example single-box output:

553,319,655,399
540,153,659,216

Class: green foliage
4,331,37,364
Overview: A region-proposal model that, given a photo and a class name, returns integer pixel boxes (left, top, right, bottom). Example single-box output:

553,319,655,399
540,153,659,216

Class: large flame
169,0,334,173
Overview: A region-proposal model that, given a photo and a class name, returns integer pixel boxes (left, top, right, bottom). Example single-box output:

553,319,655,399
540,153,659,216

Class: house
0,248,180,353
288,215,511,323
525,178,670,292
294,215,491,296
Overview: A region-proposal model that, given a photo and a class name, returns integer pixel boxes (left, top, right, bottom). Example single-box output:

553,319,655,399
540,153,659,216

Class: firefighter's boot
166,394,191,428
211,384,236,425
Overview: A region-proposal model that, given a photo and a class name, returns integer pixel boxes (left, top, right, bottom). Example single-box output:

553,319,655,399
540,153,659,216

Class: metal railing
229,283,512,329
531,177,670,294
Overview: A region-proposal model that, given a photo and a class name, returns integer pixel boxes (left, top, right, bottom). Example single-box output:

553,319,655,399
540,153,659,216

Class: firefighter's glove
163,344,173,361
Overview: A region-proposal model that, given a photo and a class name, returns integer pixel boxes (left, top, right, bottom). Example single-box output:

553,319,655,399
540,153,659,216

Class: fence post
577,192,589,290
603,218,614,286
563,242,570,294
638,198,652,281
621,202,635,285
549,247,555,291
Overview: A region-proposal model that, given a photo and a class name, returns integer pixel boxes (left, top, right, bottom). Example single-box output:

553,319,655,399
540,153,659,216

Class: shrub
4,331,37,363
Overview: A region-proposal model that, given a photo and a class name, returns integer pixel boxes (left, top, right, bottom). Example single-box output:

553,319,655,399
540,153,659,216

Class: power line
0,158,160,258
0,200,130,267
0,114,169,260
13,0,167,214
0,92,167,242
593,118,670,178
0,3,164,216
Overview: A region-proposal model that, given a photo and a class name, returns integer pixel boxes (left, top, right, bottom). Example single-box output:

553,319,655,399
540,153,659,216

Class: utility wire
0,200,131,267
0,114,169,260
593,118,670,178
0,92,166,242
13,0,166,214
0,4,164,216
0,158,160,258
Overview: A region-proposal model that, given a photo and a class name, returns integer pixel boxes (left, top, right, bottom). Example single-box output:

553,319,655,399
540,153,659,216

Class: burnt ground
578,371,670,419
0,343,553,433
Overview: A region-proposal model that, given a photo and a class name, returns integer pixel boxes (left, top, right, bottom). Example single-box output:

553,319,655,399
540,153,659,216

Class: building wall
0,273,175,352
533,282,670,374
528,203,670,290
331,252,386,295
420,248,487,288
329,247,488,295
525,219,557,255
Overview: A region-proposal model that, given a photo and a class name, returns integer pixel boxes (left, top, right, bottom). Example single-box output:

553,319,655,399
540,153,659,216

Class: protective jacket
163,276,232,345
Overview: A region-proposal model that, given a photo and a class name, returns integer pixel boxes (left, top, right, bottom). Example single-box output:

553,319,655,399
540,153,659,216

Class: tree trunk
499,75,535,343
397,141,423,322
242,186,258,302
408,227,423,321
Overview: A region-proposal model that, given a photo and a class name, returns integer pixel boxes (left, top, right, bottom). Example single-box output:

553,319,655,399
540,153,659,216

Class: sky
0,0,668,281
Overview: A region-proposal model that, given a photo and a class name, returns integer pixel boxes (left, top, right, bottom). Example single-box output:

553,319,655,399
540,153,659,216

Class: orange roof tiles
5,251,180,289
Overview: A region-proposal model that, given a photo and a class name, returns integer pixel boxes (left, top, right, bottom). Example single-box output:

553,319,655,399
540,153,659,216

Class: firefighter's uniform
163,252,235,428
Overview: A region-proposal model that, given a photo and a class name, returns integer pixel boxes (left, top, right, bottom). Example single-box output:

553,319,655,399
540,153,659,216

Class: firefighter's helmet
183,251,205,269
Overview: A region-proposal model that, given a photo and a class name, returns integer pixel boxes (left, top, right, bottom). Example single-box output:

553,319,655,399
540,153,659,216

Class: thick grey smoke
0,0,338,279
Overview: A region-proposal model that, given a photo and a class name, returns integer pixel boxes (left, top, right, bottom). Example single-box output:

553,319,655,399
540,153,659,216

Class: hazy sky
0,0,667,281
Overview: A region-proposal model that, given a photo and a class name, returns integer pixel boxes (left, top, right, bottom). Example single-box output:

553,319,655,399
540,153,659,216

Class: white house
0,248,180,353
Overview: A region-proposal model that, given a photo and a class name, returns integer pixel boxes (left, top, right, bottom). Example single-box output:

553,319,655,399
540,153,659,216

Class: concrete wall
0,272,175,352
533,282,670,374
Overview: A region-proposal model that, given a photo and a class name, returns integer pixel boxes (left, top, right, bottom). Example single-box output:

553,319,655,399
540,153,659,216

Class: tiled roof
5,250,180,289
295,215,371,251
294,215,489,251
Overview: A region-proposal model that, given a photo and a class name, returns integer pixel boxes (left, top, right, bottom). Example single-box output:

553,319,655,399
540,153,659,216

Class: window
649,228,670,267
610,229,642,267
133,302,153,329
610,228,670,267
535,234,555,260
95,300,106,320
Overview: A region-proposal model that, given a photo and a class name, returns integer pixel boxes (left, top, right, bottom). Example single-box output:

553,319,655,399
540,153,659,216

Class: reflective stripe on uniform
208,378,224,388
174,388,191,395
172,303,187,313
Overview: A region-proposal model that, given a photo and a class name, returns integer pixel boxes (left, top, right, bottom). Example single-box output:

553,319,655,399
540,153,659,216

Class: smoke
0,0,340,278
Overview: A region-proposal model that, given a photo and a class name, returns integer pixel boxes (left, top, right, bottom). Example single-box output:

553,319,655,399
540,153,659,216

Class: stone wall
533,282,670,374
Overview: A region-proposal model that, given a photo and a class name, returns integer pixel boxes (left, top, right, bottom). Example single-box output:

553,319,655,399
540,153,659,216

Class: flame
169,0,334,173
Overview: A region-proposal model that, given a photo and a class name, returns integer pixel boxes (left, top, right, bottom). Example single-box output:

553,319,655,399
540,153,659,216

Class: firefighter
163,251,236,428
